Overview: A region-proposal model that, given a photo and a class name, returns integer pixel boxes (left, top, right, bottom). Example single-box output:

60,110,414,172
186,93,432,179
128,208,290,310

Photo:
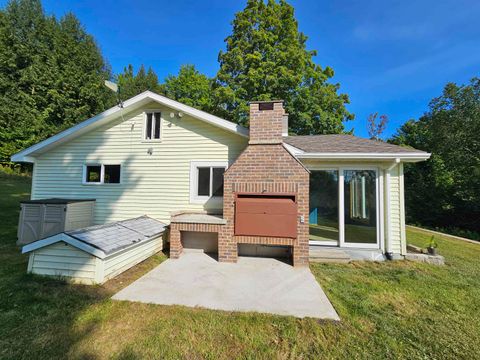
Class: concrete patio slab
112,250,340,320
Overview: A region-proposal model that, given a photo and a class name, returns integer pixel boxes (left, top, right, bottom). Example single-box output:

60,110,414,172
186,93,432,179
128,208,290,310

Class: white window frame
143,110,162,142
307,165,383,249
189,161,228,204
82,164,122,185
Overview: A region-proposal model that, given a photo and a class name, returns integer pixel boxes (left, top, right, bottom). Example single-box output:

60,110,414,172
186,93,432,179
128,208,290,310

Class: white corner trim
11,91,249,163
22,233,106,259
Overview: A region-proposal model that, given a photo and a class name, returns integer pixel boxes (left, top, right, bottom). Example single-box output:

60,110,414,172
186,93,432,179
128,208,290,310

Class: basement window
83,164,121,185
190,161,228,204
144,111,161,140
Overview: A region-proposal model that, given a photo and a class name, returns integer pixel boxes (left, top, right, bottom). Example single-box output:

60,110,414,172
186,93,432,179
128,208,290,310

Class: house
13,91,430,275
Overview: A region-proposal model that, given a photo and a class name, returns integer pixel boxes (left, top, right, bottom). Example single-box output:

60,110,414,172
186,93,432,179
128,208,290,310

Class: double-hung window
190,161,227,203
144,111,161,140
83,164,121,184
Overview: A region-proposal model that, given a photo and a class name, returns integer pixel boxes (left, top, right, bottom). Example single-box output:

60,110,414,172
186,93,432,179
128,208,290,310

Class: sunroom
284,135,431,258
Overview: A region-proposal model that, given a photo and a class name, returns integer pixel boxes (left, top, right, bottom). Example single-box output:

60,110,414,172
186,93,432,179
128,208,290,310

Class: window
83,164,121,184
190,161,228,203
104,165,121,184
85,165,101,183
144,111,161,140
309,167,379,248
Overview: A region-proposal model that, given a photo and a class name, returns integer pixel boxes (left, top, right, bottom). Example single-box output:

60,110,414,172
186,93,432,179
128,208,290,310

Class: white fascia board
296,152,431,162
11,91,248,163
22,233,106,259
283,142,304,156
147,92,249,138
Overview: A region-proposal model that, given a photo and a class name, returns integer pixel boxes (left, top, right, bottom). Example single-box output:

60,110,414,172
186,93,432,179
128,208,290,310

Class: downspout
385,158,400,260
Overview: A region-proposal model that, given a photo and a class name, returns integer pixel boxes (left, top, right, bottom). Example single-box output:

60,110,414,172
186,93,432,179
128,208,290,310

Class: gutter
296,152,431,161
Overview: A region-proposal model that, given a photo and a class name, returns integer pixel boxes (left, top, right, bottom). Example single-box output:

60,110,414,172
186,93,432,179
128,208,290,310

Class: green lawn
1,173,479,359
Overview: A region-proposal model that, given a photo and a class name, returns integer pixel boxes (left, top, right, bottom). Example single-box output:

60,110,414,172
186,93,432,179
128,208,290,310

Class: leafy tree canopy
214,0,353,134
390,78,480,233
115,64,162,101
164,64,214,112
0,0,114,162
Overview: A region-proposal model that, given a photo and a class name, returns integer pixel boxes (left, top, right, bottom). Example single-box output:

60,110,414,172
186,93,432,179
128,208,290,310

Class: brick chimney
248,100,285,144
219,98,310,267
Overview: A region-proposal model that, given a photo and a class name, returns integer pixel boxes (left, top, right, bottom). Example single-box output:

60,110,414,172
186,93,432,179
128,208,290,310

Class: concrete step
309,249,351,263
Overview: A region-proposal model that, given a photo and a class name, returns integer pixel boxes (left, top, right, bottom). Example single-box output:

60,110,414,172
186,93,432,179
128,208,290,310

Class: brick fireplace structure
220,100,310,266
169,100,310,266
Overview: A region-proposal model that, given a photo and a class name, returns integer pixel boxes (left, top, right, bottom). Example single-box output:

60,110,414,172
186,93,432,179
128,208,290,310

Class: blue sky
4,0,480,137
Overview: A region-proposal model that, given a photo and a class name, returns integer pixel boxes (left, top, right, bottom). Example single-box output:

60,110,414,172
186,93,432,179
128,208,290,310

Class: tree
214,0,353,133
0,0,113,163
164,65,214,112
390,78,480,235
116,64,162,100
367,113,388,140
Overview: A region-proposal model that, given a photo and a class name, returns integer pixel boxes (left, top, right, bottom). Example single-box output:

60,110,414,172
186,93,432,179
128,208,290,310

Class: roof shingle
283,134,427,154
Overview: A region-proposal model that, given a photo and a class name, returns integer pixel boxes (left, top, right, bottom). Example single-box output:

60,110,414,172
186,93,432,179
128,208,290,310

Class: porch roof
283,135,430,162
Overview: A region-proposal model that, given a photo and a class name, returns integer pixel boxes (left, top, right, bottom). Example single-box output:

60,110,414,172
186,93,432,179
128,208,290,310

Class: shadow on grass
0,174,167,359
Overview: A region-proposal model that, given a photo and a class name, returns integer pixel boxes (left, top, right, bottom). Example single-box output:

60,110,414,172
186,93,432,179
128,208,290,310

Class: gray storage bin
17,199,95,245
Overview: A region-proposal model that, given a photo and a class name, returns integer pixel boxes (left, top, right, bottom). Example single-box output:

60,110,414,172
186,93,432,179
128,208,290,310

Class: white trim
82,163,122,185
142,109,163,142
11,91,249,162
22,233,106,259
399,163,407,255
283,143,304,156
339,170,345,247
189,161,228,205
379,170,385,252
310,240,338,246
297,152,430,162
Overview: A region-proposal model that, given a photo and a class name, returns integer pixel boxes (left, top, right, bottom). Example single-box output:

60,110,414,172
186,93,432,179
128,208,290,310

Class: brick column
169,226,182,259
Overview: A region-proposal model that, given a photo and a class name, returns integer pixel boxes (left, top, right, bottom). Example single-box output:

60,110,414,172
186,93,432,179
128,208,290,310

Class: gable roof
283,135,430,161
11,91,249,163
22,216,166,259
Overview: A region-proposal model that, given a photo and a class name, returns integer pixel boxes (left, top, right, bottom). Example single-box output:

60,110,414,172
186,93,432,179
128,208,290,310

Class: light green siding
388,164,403,255
103,236,163,281
28,236,163,285
32,101,247,224
29,242,97,284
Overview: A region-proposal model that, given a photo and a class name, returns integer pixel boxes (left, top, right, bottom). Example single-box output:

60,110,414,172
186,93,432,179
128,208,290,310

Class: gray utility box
17,199,95,245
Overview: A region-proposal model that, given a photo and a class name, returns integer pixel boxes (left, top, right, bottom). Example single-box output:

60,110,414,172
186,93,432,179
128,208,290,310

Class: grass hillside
0,173,479,359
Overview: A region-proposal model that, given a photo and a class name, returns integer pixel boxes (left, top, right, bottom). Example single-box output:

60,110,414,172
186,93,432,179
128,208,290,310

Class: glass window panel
344,170,377,244
86,165,101,183
145,113,153,139
104,165,121,184
309,170,339,242
212,167,225,197
154,112,161,139
197,167,210,196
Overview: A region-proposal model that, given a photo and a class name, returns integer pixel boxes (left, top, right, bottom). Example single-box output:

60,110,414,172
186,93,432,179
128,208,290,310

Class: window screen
197,167,210,196
212,167,224,196
145,113,153,140
154,112,161,139
104,165,121,184
85,165,101,183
